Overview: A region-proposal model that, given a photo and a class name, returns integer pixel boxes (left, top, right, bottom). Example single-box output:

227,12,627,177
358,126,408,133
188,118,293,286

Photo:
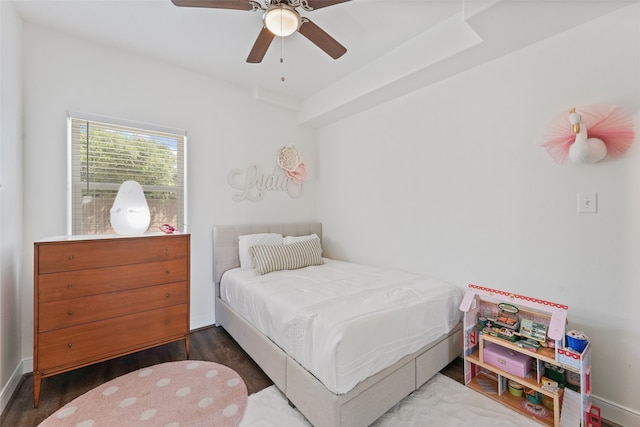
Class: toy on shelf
544,363,566,388
494,303,520,329
518,337,542,352
566,330,589,352
520,318,548,343
541,376,561,394
525,388,542,405
586,405,602,427
508,380,524,397
481,302,523,342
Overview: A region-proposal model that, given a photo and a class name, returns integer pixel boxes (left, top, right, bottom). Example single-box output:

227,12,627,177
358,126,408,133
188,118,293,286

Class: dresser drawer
38,258,188,303
39,281,188,332
36,304,188,372
37,234,189,274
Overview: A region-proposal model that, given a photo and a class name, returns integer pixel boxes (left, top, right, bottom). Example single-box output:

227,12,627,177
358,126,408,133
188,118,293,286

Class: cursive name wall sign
228,164,303,202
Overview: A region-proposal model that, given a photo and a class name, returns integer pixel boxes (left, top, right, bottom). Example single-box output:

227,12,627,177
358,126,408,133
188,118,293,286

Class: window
68,112,187,235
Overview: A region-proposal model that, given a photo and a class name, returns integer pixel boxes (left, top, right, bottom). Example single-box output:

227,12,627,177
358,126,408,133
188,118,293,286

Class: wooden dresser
33,233,190,407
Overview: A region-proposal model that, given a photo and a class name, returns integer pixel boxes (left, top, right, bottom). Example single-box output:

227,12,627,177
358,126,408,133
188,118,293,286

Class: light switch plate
578,192,597,213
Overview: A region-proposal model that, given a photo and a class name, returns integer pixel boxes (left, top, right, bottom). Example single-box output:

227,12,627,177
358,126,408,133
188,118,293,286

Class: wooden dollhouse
459,284,596,427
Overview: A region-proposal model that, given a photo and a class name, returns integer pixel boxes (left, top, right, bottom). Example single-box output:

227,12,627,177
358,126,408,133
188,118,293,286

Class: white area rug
239,373,542,427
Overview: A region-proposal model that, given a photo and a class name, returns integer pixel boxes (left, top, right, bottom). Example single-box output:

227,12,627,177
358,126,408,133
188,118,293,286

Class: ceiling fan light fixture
263,4,300,37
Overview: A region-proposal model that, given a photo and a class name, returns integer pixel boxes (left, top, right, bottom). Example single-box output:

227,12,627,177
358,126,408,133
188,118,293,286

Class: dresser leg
33,372,42,408
185,335,191,358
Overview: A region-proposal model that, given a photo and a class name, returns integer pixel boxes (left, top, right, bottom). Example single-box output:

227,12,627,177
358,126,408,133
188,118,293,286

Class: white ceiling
11,0,638,126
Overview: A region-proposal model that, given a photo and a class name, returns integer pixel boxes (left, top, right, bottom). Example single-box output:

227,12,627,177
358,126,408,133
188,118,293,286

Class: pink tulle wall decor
541,104,635,164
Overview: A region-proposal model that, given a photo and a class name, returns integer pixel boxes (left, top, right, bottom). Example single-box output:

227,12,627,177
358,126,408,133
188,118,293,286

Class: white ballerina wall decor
542,104,635,164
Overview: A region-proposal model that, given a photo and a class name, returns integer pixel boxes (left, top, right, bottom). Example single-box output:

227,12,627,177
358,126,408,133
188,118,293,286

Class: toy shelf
460,284,592,427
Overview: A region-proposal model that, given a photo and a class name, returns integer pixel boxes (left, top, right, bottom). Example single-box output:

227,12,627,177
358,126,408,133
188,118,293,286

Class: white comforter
220,259,462,394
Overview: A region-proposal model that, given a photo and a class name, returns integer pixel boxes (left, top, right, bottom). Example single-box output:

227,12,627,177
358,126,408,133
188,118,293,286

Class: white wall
21,24,317,359
316,4,640,425
0,0,25,412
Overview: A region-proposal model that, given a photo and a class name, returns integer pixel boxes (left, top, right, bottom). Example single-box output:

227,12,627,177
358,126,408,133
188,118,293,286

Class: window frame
67,111,188,236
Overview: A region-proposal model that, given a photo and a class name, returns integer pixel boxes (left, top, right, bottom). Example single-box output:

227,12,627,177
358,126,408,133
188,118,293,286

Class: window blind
68,112,187,235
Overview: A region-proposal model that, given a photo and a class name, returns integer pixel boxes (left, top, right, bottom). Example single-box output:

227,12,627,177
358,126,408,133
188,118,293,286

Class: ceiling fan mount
171,0,350,63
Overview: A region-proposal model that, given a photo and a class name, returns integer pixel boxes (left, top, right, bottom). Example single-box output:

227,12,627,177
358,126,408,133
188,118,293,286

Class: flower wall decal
277,145,307,184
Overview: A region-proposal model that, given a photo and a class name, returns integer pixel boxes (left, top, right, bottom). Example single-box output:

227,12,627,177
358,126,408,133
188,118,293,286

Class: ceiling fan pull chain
280,9,284,62
280,32,286,82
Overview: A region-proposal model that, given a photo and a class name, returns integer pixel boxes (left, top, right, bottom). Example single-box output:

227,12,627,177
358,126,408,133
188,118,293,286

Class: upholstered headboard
212,222,322,296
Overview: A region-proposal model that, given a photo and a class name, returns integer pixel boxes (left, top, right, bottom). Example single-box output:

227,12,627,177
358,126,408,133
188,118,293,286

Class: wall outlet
577,192,597,213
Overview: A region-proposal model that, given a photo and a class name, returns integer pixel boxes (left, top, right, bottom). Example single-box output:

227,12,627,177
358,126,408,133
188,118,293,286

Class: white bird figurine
568,108,607,164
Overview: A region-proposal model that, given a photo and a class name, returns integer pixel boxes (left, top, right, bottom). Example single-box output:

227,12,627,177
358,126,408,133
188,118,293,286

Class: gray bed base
213,222,462,427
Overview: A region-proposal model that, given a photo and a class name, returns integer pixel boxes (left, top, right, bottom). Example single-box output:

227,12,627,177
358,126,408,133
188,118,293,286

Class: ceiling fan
171,0,351,63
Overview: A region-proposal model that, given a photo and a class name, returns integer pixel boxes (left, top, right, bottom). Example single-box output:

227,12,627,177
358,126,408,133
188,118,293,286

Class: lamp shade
110,180,150,235
264,5,300,37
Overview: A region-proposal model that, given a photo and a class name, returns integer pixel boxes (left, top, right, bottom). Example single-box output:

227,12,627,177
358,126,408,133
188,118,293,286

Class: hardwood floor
1,326,619,427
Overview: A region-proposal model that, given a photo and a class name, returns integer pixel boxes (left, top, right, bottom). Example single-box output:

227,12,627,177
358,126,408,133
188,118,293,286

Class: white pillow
283,233,319,244
238,233,284,269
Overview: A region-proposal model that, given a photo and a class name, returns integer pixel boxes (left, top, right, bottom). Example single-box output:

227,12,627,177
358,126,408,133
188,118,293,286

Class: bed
213,222,462,427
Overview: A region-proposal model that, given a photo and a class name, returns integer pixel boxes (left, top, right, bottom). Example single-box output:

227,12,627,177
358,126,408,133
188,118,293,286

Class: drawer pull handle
165,293,171,298
67,343,73,348
166,270,170,275
164,320,170,325
67,284,74,289
68,311,73,316
68,255,74,260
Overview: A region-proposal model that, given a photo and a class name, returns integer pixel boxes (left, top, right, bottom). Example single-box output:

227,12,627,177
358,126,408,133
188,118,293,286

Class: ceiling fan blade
247,27,276,63
170,0,255,11
305,0,351,10
298,19,346,59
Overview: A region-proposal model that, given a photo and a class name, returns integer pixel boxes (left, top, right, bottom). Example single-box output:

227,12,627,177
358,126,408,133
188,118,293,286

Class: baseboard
190,314,215,331
592,393,640,426
22,357,33,374
0,358,30,416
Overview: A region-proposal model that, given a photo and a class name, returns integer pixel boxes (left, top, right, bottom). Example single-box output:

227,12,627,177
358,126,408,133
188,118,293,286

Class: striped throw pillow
251,237,323,275
238,233,284,269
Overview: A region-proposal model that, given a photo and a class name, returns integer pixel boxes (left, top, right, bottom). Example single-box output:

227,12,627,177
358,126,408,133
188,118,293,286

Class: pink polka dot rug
39,360,248,427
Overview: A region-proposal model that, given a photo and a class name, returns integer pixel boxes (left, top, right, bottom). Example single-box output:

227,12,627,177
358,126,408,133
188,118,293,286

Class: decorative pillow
283,233,319,244
238,233,284,269
251,237,324,275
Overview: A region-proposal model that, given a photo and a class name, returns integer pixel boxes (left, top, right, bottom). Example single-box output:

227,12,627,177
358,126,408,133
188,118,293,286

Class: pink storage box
483,343,532,378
